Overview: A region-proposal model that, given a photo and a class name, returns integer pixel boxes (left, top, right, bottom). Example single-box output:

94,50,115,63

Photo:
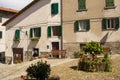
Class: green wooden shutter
51,3,58,14
30,28,33,38
102,19,107,30
86,20,90,31
15,29,20,40
115,17,119,29
47,26,52,37
78,0,86,10
106,0,114,7
74,21,79,32
38,27,41,38
58,26,62,36
0,31,2,39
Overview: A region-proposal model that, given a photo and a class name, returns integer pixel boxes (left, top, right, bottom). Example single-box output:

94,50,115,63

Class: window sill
104,6,116,9
103,28,118,31
77,30,87,32
14,39,20,42
77,9,88,12
30,37,39,41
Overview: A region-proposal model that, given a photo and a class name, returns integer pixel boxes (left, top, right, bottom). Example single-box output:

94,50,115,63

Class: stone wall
103,42,120,54
5,56,12,64
63,43,80,58
63,42,120,58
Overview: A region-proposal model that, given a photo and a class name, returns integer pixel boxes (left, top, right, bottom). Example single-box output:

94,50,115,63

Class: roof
3,0,40,26
0,6,19,13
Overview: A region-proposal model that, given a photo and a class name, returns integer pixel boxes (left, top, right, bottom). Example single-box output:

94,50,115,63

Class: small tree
26,60,51,80
83,41,104,58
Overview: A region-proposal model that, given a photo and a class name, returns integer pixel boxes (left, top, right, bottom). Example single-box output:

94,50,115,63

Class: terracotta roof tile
0,6,19,13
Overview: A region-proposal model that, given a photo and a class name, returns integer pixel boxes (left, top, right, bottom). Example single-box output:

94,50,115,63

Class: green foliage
30,37,39,41
83,41,104,55
26,60,51,80
104,52,109,59
73,51,84,58
78,58,112,72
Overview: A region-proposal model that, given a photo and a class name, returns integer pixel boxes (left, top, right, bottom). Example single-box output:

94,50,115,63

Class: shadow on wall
6,0,51,30
27,40,38,51
100,32,109,44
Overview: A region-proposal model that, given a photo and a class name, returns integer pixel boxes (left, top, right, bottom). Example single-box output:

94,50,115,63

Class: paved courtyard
0,58,76,80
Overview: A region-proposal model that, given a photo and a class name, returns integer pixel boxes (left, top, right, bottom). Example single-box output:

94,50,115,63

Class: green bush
83,41,104,55
26,60,51,80
78,58,112,72
73,51,84,58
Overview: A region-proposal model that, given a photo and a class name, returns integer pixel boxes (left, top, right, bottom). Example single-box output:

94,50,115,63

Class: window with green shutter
0,31,2,39
30,28,33,38
105,0,115,7
74,21,79,32
102,18,119,30
78,0,86,10
51,3,59,14
58,26,62,36
74,20,90,32
47,26,52,37
30,27,41,41
14,29,20,41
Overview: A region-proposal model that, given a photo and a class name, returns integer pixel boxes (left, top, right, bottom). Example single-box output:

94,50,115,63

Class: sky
0,0,33,10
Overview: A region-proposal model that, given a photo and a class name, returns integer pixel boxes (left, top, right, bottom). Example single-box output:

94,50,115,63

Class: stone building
3,0,62,64
0,7,18,63
62,0,120,57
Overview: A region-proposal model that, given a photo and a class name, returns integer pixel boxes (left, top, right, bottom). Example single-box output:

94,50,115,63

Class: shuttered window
30,27,41,39
51,3,59,14
47,26,52,37
58,26,62,36
15,29,20,40
102,17,119,30
74,20,90,32
47,26,62,37
0,31,2,39
78,0,86,10
106,0,114,7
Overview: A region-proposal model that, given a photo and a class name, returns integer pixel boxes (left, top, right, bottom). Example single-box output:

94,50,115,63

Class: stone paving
0,58,77,80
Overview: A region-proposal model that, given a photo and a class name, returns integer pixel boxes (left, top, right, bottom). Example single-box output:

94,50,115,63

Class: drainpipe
60,0,63,50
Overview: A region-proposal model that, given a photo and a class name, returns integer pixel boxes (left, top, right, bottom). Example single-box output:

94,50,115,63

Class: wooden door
13,48,23,63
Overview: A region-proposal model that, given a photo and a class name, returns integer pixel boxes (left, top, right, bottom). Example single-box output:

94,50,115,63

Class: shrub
78,58,112,72
73,51,84,58
26,60,51,80
83,41,104,56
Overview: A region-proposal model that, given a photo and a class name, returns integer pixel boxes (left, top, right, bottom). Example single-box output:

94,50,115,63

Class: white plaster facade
4,0,61,62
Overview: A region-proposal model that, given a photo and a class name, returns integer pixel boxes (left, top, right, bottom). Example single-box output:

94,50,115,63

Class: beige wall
5,0,61,58
62,0,120,43
0,12,16,53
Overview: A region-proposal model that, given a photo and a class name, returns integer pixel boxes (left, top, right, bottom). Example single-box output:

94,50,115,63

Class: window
78,0,86,10
102,18,119,30
105,0,115,8
14,29,20,41
0,31,2,39
47,26,62,37
74,20,90,32
30,27,41,38
0,16,2,23
51,3,59,14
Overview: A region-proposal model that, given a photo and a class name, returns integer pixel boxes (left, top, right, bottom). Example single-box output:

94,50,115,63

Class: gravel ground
51,54,120,80
13,54,120,80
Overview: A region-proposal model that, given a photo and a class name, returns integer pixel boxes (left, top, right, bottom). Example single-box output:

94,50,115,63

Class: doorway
13,48,23,63
52,42,59,50
33,48,39,57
